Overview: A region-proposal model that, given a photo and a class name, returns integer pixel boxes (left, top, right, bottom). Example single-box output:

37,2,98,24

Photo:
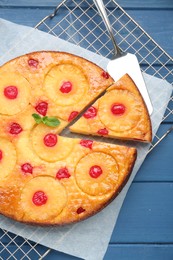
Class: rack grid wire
0,0,173,259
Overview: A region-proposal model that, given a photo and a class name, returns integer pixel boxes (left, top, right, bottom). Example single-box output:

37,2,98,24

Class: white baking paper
0,18,172,260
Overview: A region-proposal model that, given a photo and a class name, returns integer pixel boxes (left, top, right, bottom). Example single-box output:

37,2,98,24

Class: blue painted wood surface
0,1,172,259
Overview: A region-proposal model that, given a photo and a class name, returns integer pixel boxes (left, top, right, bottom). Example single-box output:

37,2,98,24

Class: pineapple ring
0,72,31,115
44,64,88,106
20,176,67,222
98,89,142,132
31,124,75,162
75,152,119,196
0,138,16,180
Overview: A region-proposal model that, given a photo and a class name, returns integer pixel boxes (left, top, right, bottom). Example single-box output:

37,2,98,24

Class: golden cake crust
0,51,138,225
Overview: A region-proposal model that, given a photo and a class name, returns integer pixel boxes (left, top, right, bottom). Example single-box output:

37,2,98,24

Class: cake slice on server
70,74,152,142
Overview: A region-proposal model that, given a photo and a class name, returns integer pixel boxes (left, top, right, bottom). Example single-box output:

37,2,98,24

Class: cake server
93,0,153,115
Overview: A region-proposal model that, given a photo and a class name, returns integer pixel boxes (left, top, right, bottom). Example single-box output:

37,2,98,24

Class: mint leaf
42,116,48,124
32,113,42,124
32,114,61,127
43,116,60,127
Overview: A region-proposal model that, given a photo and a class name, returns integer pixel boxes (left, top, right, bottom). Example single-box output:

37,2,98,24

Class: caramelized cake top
0,51,139,225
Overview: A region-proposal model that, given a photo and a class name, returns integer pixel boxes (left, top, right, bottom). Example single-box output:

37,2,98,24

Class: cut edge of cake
70,73,152,143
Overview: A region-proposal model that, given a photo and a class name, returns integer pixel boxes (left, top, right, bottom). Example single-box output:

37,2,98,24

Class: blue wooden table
0,1,173,259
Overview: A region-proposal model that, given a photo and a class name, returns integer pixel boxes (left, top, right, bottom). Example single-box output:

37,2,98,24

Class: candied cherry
76,207,86,214
97,128,108,136
21,163,33,174
89,165,103,178
28,59,39,68
44,133,57,147
111,103,126,116
56,167,71,180
80,139,93,149
101,71,110,79
32,191,48,206
4,86,18,99
83,106,97,119
9,123,23,135
35,101,48,116
0,150,3,161
60,81,73,94
68,111,79,122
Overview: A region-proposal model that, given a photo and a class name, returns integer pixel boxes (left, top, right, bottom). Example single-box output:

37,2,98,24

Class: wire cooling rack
0,0,173,259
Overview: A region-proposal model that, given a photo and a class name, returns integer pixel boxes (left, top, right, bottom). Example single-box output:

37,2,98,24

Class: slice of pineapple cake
70,74,152,142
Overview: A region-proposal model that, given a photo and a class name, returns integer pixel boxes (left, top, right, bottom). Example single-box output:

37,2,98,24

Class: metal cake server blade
93,0,153,115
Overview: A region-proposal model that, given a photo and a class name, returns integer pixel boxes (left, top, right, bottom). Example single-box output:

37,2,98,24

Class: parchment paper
0,18,172,260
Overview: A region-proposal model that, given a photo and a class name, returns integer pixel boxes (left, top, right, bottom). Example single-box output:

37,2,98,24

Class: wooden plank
0,0,173,9
105,244,173,260
111,183,173,243
116,0,173,9
1,244,173,260
127,10,173,57
41,244,173,260
0,8,49,27
135,124,173,182
0,0,60,7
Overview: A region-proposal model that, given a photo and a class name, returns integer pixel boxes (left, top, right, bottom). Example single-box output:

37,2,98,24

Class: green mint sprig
32,113,60,127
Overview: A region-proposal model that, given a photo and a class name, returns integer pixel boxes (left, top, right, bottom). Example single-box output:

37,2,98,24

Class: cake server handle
93,0,122,57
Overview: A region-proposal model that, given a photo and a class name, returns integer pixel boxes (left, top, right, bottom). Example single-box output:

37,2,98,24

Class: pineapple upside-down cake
0,51,151,225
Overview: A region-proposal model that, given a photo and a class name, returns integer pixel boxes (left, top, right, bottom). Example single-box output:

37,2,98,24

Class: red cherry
35,101,48,116
68,111,79,122
97,128,108,136
4,86,18,99
56,167,71,180
83,106,97,119
60,81,72,93
21,163,33,174
76,207,86,214
9,123,23,135
0,150,3,161
101,71,110,79
111,103,126,116
89,165,103,178
32,191,48,206
28,59,38,68
80,139,93,149
43,133,57,147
